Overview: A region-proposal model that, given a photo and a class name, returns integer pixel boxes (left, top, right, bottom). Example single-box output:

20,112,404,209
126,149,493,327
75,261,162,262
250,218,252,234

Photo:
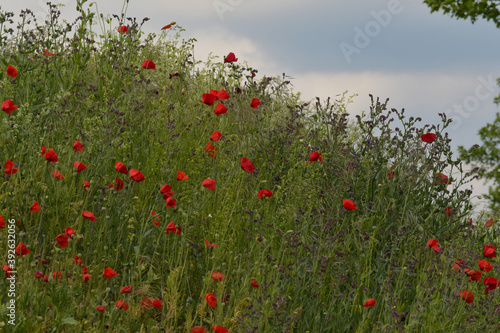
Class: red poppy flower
161,22,175,30
103,267,119,279
30,201,41,214
363,298,375,307
202,92,217,106
15,243,30,257
130,169,145,182
421,133,436,143
35,271,43,279
73,140,84,152
210,131,222,141
166,197,177,208
214,103,228,116
43,49,54,56
83,273,91,281
142,59,156,69
485,218,494,228
160,184,174,199
64,227,76,238
205,142,218,158
96,305,105,313
484,276,499,295
83,180,90,191
52,170,64,180
191,327,206,333
466,270,482,282
117,25,128,33
216,89,230,101
250,98,261,109
211,326,229,333
44,149,59,163
142,298,163,309
72,161,86,173
120,285,133,293
56,234,69,248
6,65,18,78
151,210,161,227
177,170,189,181
343,199,357,211
1,99,17,114
3,264,13,278
206,292,217,308
41,146,46,156
445,207,457,217
483,244,497,258
82,211,97,222
251,279,260,288
426,239,442,253
0,215,4,228
115,162,127,174
166,221,177,235
205,239,219,247
115,300,129,310
460,290,474,303
169,72,180,79
241,157,255,173
202,179,216,191
478,260,493,272
43,275,48,282
434,173,451,185
52,271,61,281
306,152,323,166
113,178,124,191
387,170,395,180
4,159,18,175
257,189,273,199
211,272,225,281
73,255,83,265
224,52,238,63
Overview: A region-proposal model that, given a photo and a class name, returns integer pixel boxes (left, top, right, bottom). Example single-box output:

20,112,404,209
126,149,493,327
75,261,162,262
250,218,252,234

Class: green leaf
61,317,78,325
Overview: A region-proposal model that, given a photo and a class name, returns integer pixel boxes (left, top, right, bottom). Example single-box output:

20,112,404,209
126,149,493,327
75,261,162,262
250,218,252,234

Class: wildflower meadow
0,1,499,332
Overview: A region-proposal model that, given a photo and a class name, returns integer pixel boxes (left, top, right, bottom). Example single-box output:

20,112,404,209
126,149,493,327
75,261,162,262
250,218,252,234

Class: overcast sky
3,0,499,214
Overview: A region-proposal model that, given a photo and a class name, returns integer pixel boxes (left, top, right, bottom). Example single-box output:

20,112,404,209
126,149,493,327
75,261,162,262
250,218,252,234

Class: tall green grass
0,1,499,332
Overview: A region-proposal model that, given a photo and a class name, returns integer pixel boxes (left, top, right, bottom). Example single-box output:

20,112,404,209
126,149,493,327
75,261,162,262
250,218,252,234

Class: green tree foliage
423,0,500,28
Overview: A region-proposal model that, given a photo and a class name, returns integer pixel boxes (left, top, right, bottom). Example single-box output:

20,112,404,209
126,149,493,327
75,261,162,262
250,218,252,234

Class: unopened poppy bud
378,184,382,187
170,81,173,88
418,226,423,232
181,88,185,94
478,195,482,199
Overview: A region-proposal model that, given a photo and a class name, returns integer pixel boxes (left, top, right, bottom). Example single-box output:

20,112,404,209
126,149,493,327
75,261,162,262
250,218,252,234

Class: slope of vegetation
0,1,498,332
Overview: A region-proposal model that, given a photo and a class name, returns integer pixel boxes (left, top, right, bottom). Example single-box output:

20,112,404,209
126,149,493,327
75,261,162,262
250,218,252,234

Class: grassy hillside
0,2,499,332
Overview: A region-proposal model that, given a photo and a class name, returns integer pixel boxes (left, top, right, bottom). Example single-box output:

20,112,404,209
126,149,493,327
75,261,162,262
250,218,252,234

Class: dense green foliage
0,1,499,332
423,0,500,28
